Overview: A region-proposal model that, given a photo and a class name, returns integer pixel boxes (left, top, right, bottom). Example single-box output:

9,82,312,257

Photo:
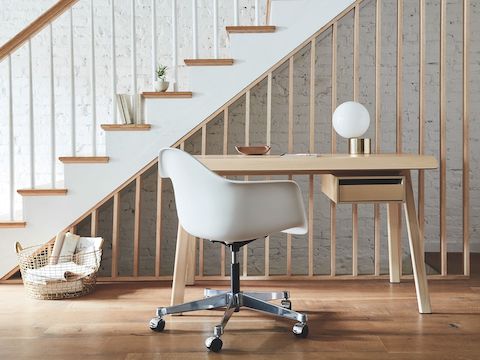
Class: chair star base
149,240,309,352
150,290,308,352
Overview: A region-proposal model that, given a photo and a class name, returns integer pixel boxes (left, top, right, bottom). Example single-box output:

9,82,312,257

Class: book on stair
116,94,134,124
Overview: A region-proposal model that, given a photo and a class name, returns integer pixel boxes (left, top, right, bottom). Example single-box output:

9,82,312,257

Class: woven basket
16,242,102,300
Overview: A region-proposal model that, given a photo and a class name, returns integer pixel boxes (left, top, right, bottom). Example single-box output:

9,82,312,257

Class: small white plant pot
154,80,169,92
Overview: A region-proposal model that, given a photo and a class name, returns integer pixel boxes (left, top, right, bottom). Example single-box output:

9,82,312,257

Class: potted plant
154,65,169,92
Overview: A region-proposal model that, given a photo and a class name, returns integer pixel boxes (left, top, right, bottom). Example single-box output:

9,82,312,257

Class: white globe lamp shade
332,101,370,139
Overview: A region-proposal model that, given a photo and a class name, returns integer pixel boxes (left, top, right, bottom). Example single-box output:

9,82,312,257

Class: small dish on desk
235,145,271,155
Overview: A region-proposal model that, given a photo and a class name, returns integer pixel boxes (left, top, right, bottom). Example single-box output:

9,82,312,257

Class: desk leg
403,171,432,314
185,234,196,286
170,225,189,306
387,203,401,283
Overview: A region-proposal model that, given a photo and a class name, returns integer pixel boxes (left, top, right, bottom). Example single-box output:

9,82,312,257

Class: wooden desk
171,154,438,314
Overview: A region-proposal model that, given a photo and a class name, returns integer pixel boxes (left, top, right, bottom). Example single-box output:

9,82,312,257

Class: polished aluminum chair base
149,241,309,352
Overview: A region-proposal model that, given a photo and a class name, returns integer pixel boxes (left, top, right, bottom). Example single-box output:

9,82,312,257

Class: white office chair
149,148,309,352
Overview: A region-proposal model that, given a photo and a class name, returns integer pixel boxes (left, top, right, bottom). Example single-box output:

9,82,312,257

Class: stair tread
184,58,234,66
17,189,68,196
0,221,26,228
59,156,110,164
101,124,152,131
226,25,276,33
142,91,193,98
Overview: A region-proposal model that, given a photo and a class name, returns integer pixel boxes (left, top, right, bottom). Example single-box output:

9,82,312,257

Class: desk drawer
321,175,405,203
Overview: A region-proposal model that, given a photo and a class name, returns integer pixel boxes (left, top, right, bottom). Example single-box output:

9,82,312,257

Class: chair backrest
159,148,307,242
159,148,233,240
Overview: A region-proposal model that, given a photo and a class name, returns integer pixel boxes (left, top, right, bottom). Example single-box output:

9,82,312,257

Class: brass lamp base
349,138,371,155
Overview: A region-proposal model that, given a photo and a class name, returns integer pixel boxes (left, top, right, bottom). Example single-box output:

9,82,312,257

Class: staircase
0,0,355,278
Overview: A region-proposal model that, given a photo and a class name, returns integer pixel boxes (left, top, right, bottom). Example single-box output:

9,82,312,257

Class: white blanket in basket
24,262,96,285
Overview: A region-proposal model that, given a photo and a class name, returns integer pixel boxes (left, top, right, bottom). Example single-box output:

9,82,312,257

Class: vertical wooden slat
463,0,470,276
243,91,250,277
352,4,360,277
330,22,337,277
223,107,229,154
396,0,404,276
221,107,228,276
201,124,207,155
90,0,97,155
155,176,163,277
353,4,360,99
133,176,141,277
418,0,425,246
265,74,272,276
440,0,447,276
245,90,250,146
287,56,294,276
309,38,316,153
112,193,120,278
288,57,294,152
199,126,206,276
308,38,316,277
396,0,403,153
267,73,272,147
255,0,259,26
90,209,98,237
308,176,314,276
374,0,381,275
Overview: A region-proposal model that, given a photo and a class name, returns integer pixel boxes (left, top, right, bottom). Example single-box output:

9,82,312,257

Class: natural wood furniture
170,154,438,314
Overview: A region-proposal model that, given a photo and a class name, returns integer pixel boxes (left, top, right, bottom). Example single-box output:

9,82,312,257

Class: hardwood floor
1,279,479,359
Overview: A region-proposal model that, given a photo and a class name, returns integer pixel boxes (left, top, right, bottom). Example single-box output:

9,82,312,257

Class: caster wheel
281,299,292,310
149,317,165,332
205,336,223,352
293,322,308,338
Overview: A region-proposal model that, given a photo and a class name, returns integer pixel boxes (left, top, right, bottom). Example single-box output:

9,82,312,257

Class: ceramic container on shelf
154,80,169,92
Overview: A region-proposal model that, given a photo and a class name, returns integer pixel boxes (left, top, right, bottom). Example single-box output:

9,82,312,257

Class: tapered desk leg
387,203,401,283
403,171,432,314
171,225,189,306
185,234,196,286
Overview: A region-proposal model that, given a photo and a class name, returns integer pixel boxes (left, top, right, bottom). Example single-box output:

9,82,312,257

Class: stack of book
116,94,142,124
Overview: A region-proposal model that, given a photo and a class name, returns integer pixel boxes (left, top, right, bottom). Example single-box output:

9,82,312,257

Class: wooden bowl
235,145,271,155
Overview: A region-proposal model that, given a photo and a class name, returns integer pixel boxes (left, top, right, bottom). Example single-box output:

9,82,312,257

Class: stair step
101,124,152,131
0,221,26,228
184,59,234,66
17,189,68,196
142,91,193,98
226,25,276,33
59,156,110,164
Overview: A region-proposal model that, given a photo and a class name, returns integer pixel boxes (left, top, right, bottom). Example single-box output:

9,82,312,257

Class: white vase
154,80,169,92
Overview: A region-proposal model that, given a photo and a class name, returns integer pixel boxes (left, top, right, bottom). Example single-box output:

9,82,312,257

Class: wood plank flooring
1,279,479,359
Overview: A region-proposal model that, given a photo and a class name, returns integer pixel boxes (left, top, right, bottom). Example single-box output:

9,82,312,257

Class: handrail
0,0,78,62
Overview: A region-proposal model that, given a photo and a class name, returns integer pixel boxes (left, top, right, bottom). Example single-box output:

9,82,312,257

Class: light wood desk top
196,154,438,175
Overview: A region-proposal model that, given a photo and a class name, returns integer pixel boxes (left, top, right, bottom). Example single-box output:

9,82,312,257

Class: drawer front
338,183,404,203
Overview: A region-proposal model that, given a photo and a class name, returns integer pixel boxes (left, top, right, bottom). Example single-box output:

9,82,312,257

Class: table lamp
332,101,371,155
